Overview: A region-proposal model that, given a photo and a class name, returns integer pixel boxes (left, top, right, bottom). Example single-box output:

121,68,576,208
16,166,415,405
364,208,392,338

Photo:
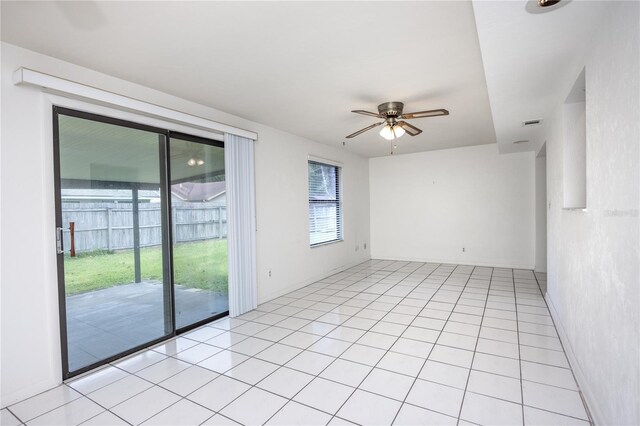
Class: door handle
56,226,64,254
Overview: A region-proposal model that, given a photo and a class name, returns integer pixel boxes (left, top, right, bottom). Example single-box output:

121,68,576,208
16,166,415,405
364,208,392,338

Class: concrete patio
66,281,228,372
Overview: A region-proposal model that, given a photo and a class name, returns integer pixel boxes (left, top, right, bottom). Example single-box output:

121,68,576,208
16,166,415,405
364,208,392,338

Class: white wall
545,3,639,425
369,144,535,268
0,42,370,406
535,155,547,272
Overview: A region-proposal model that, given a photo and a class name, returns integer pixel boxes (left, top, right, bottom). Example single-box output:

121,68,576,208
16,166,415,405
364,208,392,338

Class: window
308,160,343,246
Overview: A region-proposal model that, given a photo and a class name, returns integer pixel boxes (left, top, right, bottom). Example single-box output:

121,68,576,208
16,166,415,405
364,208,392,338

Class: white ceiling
1,1,497,158
472,0,610,155
1,1,611,158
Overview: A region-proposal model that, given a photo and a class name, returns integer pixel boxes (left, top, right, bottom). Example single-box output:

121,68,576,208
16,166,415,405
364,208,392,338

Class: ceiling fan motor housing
378,101,404,118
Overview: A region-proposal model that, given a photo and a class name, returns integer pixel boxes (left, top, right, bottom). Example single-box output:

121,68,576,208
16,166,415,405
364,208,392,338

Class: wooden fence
61,202,227,253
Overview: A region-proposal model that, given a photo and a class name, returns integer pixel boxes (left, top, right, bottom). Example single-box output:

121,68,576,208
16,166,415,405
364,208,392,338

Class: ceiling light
379,124,405,140
187,157,205,166
525,0,570,13
379,125,394,140
538,0,561,7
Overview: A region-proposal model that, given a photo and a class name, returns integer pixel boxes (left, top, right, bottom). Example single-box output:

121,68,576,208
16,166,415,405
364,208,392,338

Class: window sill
310,239,343,248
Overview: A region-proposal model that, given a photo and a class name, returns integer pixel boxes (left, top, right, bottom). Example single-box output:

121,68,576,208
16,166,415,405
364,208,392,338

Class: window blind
225,133,257,317
308,160,343,246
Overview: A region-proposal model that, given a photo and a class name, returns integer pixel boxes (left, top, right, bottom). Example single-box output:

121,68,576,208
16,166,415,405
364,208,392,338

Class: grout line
10,260,402,425
390,264,478,425
15,261,585,426
456,265,493,425
85,263,380,425
60,382,134,426
5,384,89,425
4,407,26,425
267,261,431,424
183,260,417,424
513,270,527,425
324,263,460,424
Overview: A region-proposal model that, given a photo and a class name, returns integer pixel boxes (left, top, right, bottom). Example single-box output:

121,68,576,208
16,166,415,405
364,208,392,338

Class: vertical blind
308,160,343,245
225,133,257,317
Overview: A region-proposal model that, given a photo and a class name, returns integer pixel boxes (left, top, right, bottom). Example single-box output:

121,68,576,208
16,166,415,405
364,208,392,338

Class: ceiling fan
346,101,449,140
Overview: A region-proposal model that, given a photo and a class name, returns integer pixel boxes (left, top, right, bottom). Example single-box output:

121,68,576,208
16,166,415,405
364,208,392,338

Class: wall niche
562,68,587,210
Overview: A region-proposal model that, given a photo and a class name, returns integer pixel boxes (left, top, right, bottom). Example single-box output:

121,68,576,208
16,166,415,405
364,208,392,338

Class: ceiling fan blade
397,121,423,136
351,110,384,118
400,108,449,119
345,121,385,138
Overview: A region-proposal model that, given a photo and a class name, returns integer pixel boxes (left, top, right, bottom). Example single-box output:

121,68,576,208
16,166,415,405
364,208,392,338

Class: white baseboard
369,254,534,270
545,293,603,425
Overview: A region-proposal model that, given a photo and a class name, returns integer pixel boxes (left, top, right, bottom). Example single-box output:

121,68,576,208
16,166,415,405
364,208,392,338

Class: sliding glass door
170,135,228,329
54,108,228,378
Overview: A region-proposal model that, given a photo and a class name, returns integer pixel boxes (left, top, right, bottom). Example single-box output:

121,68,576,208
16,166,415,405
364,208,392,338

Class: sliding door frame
53,106,228,379
168,131,227,335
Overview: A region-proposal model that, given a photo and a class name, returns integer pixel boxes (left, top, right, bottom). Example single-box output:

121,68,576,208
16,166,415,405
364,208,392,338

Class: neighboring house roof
60,182,226,203
171,181,226,202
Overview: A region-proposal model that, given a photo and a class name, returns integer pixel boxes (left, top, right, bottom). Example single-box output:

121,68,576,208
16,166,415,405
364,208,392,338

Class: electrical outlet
364,242,367,250
268,270,272,278
462,247,466,253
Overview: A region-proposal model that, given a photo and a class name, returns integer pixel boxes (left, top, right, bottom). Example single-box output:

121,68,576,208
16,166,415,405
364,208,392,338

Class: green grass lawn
64,239,228,296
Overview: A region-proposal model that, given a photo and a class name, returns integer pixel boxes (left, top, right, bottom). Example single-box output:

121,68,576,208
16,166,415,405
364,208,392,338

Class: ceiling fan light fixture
379,124,405,140
346,101,447,143
187,157,205,166
379,125,393,140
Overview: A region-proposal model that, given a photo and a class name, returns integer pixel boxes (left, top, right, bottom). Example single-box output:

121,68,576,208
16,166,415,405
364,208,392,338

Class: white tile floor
2,260,591,426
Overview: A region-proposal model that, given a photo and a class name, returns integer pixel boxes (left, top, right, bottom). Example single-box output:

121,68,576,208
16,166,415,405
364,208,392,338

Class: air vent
513,140,529,144
522,119,543,127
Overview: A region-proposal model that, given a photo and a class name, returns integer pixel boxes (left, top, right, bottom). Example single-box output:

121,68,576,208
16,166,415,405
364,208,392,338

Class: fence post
69,222,76,257
107,207,112,251
132,187,141,283
172,207,177,244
